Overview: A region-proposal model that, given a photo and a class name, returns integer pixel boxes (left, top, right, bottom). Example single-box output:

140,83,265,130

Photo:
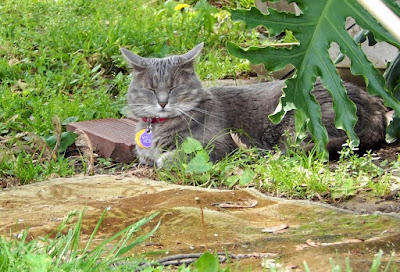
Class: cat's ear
120,47,146,71
180,42,204,64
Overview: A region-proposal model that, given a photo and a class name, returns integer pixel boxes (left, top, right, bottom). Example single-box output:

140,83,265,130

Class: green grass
0,208,162,271
157,137,400,202
0,0,254,184
1,0,398,202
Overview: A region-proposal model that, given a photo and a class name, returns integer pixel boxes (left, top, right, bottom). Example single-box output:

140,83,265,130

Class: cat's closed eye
145,88,156,93
169,86,180,92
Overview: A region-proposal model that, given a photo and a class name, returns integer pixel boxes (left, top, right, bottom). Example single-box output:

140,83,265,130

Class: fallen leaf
297,238,364,251
211,199,257,208
306,239,321,247
320,238,364,246
295,244,310,251
75,129,95,176
261,224,289,233
8,58,20,66
285,264,299,270
261,258,282,269
234,252,278,259
145,242,163,248
11,80,29,92
230,131,248,150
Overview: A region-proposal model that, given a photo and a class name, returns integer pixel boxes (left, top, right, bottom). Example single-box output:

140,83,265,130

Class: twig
130,252,275,270
157,253,227,266
195,197,208,251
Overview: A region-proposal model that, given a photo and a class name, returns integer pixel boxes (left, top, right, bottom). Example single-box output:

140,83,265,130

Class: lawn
0,0,254,184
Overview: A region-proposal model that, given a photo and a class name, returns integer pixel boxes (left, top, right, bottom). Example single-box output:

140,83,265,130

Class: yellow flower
175,3,190,11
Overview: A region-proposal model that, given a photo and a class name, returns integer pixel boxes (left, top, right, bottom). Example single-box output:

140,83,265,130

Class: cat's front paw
156,151,176,168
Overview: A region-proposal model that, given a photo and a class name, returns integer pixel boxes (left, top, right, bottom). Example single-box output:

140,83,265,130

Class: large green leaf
185,150,213,174
182,137,203,154
228,0,400,153
193,252,220,272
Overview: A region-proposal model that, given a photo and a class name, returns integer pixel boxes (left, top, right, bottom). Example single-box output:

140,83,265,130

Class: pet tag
135,129,152,149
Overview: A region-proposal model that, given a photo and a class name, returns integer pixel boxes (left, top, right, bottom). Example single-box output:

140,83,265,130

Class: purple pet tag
135,129,152,149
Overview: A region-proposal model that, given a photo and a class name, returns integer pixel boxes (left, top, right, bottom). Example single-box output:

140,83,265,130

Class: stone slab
1,175,400,271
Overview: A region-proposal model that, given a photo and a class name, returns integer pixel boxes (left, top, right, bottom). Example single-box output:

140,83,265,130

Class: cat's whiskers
190,107,227,121
175,110,192,127
127,103,153,107
175,108,213,132
127,104,157,117
177,105,227,122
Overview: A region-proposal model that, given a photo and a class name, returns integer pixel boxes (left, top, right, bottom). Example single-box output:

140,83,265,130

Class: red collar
142,117,168,123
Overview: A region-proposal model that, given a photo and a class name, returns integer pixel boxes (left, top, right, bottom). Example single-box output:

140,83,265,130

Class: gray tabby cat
121,43,388,166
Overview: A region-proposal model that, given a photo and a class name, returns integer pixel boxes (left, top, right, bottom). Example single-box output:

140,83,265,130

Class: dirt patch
375,140,400,162
334,192,400,214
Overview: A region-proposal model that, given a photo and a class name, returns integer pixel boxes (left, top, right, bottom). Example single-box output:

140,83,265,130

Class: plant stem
195,197,208,251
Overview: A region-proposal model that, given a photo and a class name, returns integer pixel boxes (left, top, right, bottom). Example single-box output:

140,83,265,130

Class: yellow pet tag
135,129,152,149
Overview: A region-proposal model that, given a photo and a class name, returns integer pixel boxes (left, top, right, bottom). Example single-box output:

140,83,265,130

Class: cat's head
121,43,205,119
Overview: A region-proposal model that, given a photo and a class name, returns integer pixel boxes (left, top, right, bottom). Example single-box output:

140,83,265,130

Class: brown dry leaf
49,115,62,161
261,224,289,233
28,133,52,161
128,165,155,178
297,238,363,251
230,130,248,150
231,252,278,260
75,129,95,176
8,58,20,66
320,238,364,246
236,252,278,259
211,199,258,208
285,264,299,270
88,53,101,68
145,242,164,249
226,167,244,177
11,80,29,92
295,244,310,251
306,239,321,247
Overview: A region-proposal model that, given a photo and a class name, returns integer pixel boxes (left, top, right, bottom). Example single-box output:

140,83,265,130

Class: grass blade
81,207,108,256
115,220,161,258
369,250,383,272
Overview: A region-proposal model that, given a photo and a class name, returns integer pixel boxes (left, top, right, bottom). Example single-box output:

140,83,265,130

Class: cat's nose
159,102,168,108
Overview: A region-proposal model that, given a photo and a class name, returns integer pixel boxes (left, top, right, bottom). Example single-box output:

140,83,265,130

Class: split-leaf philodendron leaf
228,0,400,154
